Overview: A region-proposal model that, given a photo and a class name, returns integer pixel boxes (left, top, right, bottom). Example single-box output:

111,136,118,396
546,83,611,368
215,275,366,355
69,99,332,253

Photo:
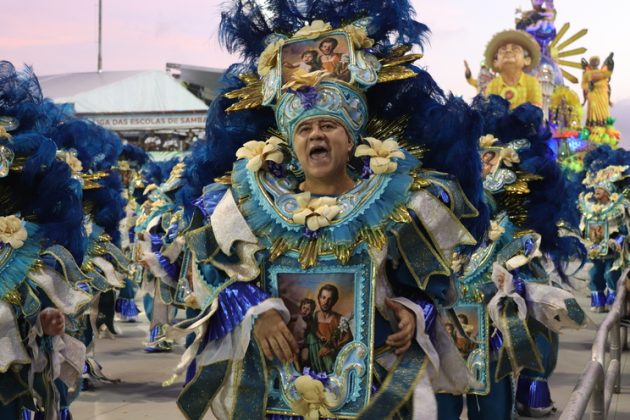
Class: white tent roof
38,70,208,114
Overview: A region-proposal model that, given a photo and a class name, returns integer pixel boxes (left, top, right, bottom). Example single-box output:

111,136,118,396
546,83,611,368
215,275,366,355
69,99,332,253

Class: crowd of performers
1,0,629,419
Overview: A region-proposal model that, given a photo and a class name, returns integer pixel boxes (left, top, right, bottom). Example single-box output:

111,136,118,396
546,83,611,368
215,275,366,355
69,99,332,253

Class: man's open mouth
309,145,330,161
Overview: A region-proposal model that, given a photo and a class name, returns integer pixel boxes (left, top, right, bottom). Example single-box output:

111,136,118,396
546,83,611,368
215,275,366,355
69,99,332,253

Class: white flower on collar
291,192,341,231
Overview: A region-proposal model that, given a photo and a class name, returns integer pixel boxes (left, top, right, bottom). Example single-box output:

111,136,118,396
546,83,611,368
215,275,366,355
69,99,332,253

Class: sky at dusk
4,0,630,145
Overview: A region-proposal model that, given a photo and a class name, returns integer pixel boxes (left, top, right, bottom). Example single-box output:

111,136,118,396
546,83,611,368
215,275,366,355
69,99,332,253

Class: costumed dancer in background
50,116,130,397
115,143,150,322
484,29,543,109
579,146,629,312
0,61,93,419
437,96,588,419
160,1,494,419
134,161,185,352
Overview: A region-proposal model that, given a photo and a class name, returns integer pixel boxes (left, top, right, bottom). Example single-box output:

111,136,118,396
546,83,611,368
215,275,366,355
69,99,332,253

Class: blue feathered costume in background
578,146,630,311
0,61,100,420
436,96,588,420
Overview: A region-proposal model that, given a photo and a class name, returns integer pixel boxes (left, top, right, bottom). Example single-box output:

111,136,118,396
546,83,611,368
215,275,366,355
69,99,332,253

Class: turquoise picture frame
262,249,374,418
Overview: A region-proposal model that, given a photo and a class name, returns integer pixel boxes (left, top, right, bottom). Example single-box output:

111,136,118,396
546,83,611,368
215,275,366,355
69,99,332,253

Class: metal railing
560,268,630,420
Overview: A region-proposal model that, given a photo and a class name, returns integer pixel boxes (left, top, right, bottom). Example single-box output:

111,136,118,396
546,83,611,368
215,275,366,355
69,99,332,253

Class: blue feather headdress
197,0,488,240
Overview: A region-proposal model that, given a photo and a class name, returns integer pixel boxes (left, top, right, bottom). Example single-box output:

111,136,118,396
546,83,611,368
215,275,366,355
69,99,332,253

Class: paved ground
70,278,630,420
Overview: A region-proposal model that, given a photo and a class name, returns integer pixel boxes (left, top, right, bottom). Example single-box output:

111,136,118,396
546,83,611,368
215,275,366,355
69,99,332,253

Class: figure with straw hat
484,29,543,109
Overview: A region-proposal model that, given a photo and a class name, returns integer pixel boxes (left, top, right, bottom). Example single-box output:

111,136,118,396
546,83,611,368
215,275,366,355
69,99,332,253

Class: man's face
594,188,610,203
319,42,334,55
293,117,353,182
318,290,334,312
494,43,531,71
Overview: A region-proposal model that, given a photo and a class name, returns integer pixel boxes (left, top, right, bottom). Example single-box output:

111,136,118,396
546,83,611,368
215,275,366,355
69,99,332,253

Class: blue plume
120,143,149,167
51,119,123,172
366,66,489,242
219,0,430,63
84,173,126,246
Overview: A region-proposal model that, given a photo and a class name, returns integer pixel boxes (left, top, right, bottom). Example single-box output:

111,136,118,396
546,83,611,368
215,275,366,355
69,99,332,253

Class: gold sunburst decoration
549,22,588,84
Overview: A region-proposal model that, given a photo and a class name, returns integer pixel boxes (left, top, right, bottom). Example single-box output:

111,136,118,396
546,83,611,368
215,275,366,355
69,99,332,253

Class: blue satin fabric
150,233,162,252
149,233,178,279
516,377,551,409
490,328,504,353
591,291,607,308
193,185,229,219
115,297,140,318
206,282,269,341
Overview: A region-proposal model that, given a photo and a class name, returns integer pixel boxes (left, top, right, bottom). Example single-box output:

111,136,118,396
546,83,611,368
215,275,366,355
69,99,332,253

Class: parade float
466,0,621,173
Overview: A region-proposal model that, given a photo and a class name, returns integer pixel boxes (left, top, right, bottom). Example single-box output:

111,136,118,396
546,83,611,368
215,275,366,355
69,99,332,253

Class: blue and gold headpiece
262,20,379,144
583,165,629,194
224,19,422,145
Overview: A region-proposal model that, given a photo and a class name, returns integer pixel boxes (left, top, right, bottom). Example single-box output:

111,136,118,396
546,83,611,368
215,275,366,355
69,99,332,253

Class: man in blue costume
162,1,494,418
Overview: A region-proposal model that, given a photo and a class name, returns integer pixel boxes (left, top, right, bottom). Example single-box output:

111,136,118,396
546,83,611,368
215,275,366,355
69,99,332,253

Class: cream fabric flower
488,220,505,241
499,148,520,167
0,215,28,249
479,134,498,149
355,137,405,174
0,126,12,140
291,192,341,231
60,152,83,174
258,38,285,77
293,20,333,38
236,136,286,172
343,25,374,48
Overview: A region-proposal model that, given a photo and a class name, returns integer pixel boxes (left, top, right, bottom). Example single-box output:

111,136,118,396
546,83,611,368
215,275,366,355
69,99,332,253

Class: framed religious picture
261,251,374,418
586,221,609,255
587,221,608,245
280,31,354,86
441,303,490,395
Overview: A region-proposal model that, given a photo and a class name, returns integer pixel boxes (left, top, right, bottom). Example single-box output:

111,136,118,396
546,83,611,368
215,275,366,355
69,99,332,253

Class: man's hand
40,308,65,336
253,309,298,363
385,298,416,355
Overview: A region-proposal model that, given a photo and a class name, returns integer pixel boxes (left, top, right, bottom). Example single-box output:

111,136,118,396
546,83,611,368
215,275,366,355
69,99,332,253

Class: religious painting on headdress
262,253,374,417
280,32,353,85
440,304,490,395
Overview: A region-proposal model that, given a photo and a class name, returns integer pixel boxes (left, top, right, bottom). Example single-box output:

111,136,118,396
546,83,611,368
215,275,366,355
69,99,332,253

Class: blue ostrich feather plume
120,143,149,167
169,63,275,221
51,119,122,172
219,0,430,63
3,159,87,262
0,61,43,110
84,172,125,246
366,66,489,242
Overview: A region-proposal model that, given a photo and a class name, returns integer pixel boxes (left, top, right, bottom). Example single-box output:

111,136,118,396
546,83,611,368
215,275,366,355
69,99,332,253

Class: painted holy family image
277,272,355,373
281,33,352,84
